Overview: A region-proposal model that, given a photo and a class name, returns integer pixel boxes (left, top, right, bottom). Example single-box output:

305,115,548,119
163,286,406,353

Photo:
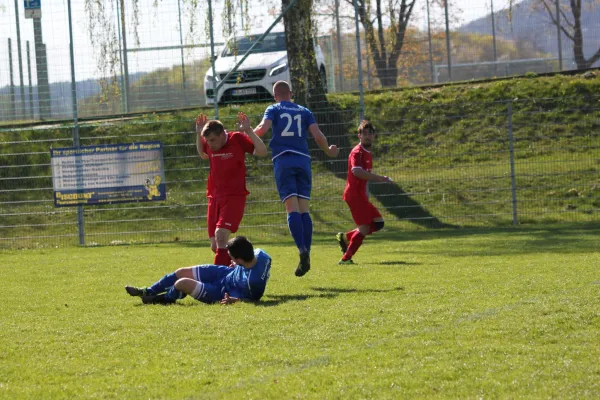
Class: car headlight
205,73,220,83
269,62,288,77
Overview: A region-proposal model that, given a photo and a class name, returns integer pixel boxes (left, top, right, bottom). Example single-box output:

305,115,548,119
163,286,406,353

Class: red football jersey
343,143,373,201
202,131,255,198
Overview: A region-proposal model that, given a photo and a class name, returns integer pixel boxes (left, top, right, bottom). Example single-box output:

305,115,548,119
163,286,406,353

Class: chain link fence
1,95,598,248
1,0,599,122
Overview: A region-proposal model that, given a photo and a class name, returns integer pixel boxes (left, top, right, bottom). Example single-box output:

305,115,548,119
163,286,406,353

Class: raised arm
308,123,339,158
195,114,209,160
238,112,268,157
253,118,272,138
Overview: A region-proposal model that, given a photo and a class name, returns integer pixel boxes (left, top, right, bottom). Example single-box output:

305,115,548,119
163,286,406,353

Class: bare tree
348,0,417,87
534,0,600,69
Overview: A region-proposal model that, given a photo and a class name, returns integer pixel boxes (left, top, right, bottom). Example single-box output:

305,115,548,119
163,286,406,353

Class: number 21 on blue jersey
280,113,302,137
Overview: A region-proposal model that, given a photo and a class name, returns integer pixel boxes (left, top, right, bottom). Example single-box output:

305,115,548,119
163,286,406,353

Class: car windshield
221,32,286,57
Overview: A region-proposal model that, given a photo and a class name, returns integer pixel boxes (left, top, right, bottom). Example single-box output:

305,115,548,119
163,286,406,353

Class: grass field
1,224,599,399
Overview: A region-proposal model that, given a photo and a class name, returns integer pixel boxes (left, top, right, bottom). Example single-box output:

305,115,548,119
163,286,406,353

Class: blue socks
147,272,187,302
301,212,313,252
148,272,177,295
165,287,187,301
287,212,306,252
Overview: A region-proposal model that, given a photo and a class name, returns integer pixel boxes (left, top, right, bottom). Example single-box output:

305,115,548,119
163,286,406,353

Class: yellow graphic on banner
145,176,162,200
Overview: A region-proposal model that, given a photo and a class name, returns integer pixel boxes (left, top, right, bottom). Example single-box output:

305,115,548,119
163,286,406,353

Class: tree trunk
282,0,326,108
541,0,600,69
571,0,588,69
353,0,414,88
379,66,398,87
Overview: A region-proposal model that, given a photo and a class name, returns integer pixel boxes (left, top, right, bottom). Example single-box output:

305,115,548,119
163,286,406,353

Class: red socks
342,230,365,261
214,248,231,266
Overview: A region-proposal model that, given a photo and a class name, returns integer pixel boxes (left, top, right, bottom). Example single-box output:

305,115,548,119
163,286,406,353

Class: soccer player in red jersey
336,120,393,264
195,112,268,266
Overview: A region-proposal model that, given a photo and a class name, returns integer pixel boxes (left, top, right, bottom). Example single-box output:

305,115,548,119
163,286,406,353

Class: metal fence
1,0,599,122
1,96,599,248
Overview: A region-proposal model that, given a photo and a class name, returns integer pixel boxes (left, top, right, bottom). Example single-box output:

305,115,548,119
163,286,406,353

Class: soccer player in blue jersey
254,80,339,277
125,236,271,305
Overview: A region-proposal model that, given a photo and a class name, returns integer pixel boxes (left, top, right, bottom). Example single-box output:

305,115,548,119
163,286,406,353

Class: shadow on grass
370,223,600,256
109,222,599,256
314,102,454,229
256,293,338,307
311,286,404,294
361,260,422,266
256,285,404,307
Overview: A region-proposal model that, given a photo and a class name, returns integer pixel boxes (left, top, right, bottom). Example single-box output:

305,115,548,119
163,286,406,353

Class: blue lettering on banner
50,141,167,207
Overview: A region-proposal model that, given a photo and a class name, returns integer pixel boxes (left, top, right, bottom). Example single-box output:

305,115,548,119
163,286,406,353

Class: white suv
204,27,327,105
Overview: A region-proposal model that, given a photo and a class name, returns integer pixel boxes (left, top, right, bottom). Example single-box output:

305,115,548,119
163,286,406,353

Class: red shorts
345,196,382,226
207,195,246,237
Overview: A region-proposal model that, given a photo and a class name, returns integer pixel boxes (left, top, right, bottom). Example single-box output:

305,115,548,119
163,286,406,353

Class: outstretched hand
237,112,252,133
380,176,393,183
220,293,240,305
195,113,208,134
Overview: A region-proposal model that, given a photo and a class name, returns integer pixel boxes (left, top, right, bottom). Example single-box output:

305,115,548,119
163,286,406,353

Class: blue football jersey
264,101,316,160
224,249,271,301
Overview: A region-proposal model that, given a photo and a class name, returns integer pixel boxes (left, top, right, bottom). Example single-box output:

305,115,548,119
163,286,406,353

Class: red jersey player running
337,120,393,264
196,112,268,266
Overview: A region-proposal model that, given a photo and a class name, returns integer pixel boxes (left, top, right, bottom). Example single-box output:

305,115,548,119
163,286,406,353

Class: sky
0,0,516,87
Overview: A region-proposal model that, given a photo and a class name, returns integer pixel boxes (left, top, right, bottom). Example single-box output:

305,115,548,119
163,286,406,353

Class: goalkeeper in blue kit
125,236,271,305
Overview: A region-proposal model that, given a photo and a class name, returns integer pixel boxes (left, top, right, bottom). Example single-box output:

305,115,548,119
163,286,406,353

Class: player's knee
214,228,231,247
358,225,370,236
372,220,384,232
174,278,187,291
175,267,192,279
174,277,194,294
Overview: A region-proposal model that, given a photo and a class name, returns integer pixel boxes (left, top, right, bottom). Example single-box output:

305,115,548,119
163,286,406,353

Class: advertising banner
50,142,166,207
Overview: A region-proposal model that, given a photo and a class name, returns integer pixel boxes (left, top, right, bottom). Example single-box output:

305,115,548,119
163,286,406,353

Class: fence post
26,41,34,118
67,0,85,245
208,0,219,119
334,0,343,92
9,38,16,120
352,0,365,120
177,0,188,106
444,0,452,81
491,0,498,74
426,0,434,82
14,0,25,119
33,16,51,119
118,0,131,113
507,101,518,225
115,0,126,113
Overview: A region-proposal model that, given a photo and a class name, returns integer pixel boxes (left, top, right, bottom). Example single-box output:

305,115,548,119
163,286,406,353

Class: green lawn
1,225,599,399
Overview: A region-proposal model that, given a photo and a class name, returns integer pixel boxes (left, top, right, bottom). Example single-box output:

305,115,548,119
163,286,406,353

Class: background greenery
1,71,599,248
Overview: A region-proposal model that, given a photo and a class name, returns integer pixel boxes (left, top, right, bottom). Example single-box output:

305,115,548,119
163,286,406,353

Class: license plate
232,88,257,96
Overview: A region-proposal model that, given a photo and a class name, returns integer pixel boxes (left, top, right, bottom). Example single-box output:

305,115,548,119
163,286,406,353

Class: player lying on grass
196,112,268,267
337,120,393,265
253,80,339,277
125,236,271,305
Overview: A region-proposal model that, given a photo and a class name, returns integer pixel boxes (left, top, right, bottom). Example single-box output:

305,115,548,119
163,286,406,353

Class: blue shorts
273,153,312,202
191,265,229,303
